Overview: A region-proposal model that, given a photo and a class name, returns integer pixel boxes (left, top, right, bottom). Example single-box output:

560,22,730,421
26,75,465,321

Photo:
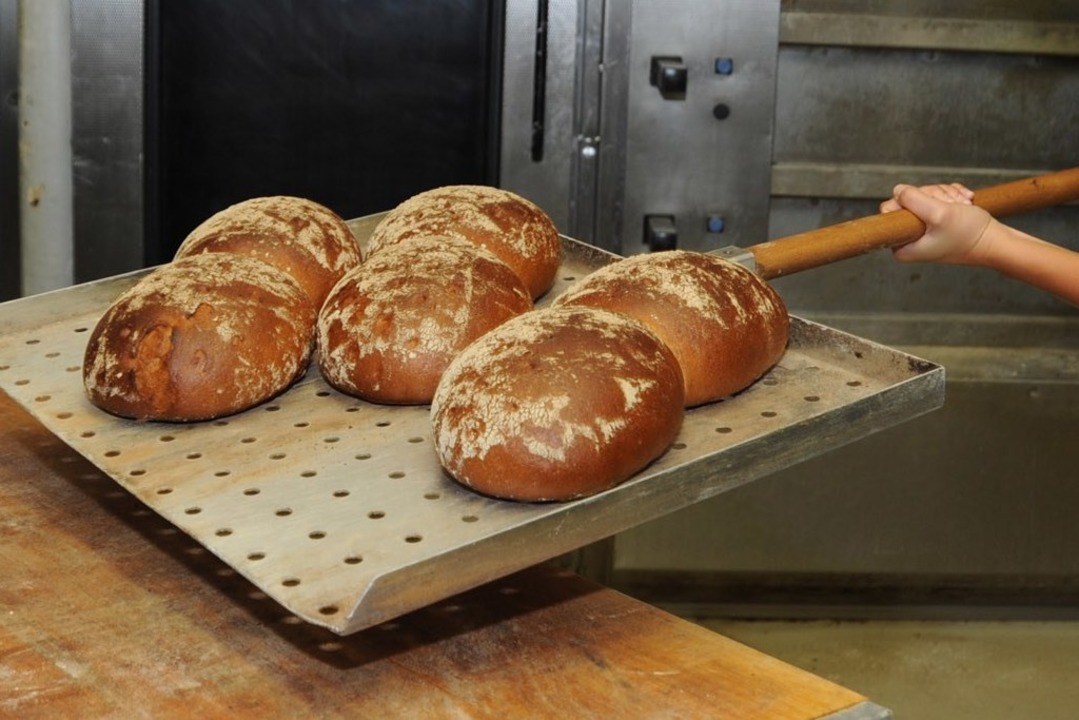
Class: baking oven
3,0,1079,617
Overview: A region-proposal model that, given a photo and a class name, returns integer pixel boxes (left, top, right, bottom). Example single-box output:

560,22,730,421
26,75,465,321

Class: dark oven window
146,0,503,264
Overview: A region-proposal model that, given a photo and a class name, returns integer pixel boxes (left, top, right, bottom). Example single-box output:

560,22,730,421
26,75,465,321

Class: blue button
715,57,734,75
707,215,725,233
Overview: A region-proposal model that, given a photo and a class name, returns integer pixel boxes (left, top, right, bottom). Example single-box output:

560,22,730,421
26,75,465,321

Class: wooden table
0,390,887,719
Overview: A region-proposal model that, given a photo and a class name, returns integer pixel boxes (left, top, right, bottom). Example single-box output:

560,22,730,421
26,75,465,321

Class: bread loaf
431,306,685,502
175,195,361,310
368,185,561,300
83,253,315,422
317,236,532,404
553,250,789,406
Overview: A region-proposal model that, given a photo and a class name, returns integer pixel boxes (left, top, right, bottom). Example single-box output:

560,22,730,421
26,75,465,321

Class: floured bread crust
175,195,361,310
83,253,315,422
368,185,561,300
317,236,532,405
431,306,685,502
553,250,789,406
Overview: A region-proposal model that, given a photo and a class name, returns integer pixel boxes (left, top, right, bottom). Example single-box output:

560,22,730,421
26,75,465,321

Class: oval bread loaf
175,195,361,310
83,253,315,422
553,250,789,407
368,185,561,300
317,236,533,404
431,306,685,502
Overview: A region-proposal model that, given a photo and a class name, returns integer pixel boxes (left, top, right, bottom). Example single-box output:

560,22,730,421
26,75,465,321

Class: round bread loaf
317,235,533,404
175,195,361,310
368,185,561,300
431,306,685,502
553,250,789,407
83,253,315,422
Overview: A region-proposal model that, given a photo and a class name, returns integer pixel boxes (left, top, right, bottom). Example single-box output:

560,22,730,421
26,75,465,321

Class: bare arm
881,183,1079,307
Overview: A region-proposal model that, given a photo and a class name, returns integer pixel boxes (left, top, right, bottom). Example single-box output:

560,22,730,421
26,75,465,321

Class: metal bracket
709,244,757,273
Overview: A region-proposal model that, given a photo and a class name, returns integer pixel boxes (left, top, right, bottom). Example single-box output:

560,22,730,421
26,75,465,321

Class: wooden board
0,390,881,719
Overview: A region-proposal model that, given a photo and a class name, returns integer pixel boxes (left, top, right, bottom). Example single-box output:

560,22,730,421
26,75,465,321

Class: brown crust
83,253,315,422
175,195,362,310
431,306,685,502
553,250,789,406
317,236,533,404
368,185,561,300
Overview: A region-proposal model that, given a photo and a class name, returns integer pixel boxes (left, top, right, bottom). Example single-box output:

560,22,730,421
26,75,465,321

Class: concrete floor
695,619,1079,719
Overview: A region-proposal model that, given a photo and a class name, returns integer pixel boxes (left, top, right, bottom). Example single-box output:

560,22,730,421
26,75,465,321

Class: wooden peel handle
748,166,1079,280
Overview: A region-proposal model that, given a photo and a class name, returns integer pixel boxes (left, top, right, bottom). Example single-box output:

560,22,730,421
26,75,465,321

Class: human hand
880,183,994,265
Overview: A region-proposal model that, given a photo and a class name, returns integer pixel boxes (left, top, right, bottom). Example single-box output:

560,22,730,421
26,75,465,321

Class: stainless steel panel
773,47,1079,173
71,0,143,283
620,0,780,254
501,0,581,234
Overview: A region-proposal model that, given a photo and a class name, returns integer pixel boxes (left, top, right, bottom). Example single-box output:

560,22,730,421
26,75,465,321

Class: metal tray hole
355,453,371,461
282,578,302,588
332,490,350,498
323,436,340,444
25,338,41,345
300,470,318,478
248,552,266,562
105,449,121,458
368,511,385,520
14,378,29,386
318,606,340,617
269,453,287,460
715,426,733,434
671,442,687,450
80,430,95,438
34,394,51,402
264,405,282,413
405,534,423,544
804,395,821,403
343,555,363,565
185,452,202,460
215,528,232,537
184,507,202,515
294,421,310,428
424,492,441,500
155,487,173,495
243,488,260,496
213,419,230,427
761,410,778,418
309,531,326,540
45,351,60,358
408,436,424,444
129,469,146,477
847,380,863,387
376,421,391,428
65,366,80,373
240,437,257,444
158,434,175,442
388,471,405,479
214,470,231,477
275,508,293,517
462,515,479,523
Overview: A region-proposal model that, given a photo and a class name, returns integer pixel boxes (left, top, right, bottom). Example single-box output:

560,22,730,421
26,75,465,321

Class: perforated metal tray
0,218,944,634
